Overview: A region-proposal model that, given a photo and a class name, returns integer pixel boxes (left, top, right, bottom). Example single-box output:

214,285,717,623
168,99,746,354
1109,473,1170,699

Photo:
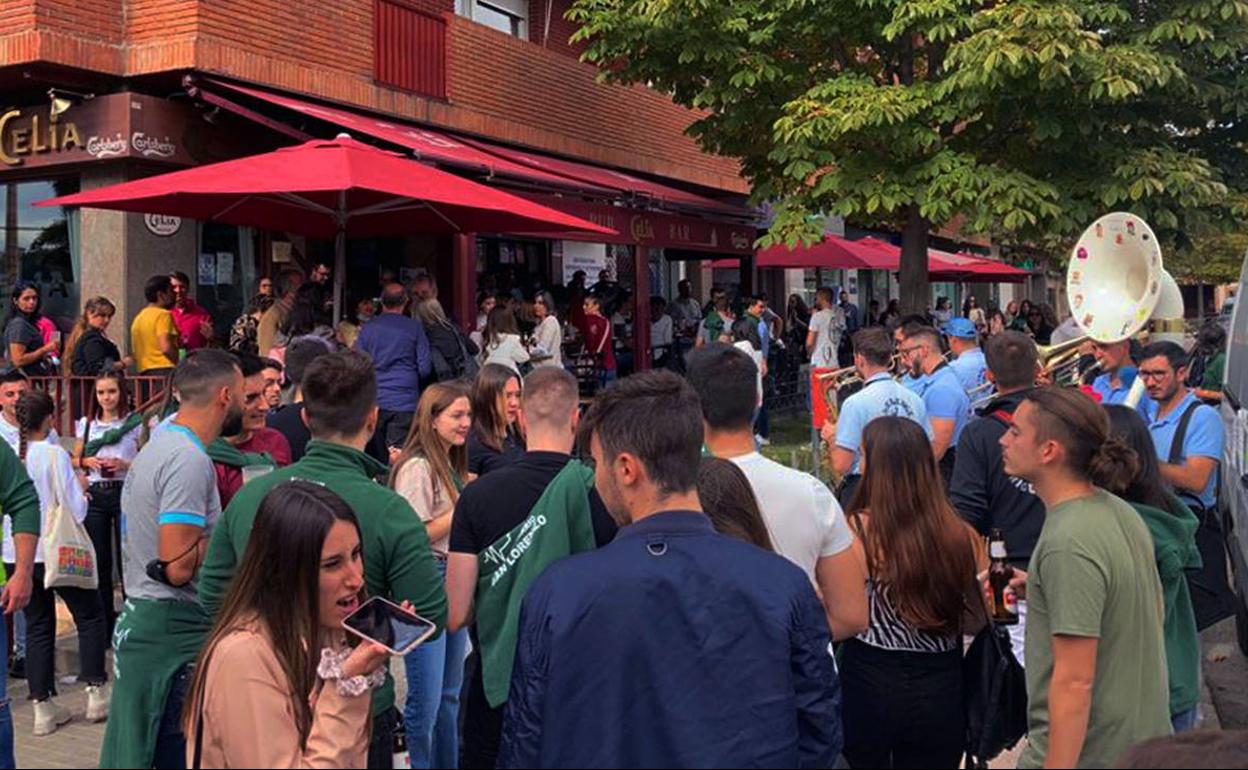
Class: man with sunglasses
898,323,970,484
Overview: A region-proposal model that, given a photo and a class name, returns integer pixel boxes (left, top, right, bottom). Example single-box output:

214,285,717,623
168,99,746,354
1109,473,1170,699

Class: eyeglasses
1138,369,1172,382
899,344,926,357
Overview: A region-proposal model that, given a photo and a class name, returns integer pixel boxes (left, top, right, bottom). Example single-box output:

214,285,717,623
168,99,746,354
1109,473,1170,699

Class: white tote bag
41,451,98,591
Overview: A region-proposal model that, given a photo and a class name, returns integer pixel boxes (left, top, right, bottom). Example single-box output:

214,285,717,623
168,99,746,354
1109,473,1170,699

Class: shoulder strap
1168,401,1203,465
989,410,1014,429
594,321,610,355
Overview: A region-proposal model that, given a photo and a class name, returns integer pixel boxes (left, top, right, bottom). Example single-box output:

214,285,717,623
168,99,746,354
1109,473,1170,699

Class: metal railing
27,375,170,439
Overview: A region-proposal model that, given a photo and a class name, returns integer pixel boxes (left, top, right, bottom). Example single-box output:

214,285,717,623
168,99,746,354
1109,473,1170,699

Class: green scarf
475,461,598,708
207,438,275,468
83,412,145,457
704,311,726,339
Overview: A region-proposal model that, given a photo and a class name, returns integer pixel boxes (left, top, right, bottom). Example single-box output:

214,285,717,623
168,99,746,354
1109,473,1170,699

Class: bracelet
317,647,386,698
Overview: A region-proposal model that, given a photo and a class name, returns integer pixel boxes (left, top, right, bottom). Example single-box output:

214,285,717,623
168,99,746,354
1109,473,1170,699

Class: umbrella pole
334,191,347,327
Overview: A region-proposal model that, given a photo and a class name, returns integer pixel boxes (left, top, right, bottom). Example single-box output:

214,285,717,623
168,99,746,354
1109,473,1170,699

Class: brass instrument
1065,212,1185,406
815,365,864,424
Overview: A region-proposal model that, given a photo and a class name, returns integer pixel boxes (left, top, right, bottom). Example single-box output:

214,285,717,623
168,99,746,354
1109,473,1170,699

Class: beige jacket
189,624,371,769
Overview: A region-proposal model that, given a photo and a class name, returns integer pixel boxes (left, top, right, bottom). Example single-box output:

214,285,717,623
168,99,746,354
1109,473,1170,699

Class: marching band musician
822,328,928,505
1091,338,1145,407
897,324,971,483
944,318,989,394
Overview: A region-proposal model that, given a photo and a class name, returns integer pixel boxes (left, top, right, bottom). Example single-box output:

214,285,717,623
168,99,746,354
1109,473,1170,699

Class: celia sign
0,111,83,167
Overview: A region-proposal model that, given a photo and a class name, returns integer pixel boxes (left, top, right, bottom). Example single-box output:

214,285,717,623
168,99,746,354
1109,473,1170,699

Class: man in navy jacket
497,371,842,769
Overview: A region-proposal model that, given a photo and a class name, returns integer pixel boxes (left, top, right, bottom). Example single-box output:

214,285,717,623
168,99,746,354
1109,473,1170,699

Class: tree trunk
900,206,931,315
1197,281,1205,320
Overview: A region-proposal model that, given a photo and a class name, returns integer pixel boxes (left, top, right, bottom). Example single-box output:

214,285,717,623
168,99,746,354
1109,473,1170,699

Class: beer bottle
988,529,1019,626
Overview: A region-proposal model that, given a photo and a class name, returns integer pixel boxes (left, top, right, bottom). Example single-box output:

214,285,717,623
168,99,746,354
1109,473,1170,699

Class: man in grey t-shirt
102,350,245,769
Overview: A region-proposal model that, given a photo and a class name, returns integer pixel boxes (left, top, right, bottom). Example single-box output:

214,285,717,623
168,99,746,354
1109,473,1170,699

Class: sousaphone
1065,212,1185,404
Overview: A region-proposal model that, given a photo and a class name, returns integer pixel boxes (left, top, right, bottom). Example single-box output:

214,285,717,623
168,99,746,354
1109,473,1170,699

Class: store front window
197,222,257,335
1,178,81,329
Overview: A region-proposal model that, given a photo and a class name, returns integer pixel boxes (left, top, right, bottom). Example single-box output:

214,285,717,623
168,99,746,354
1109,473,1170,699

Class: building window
457,0,528,38
1,178,80,329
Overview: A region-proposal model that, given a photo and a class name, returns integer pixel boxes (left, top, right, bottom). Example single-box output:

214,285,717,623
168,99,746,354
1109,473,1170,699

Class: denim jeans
11,612,23,660
0,612,14,770
153,663,192,770
1172,706,1201,733
404,559,469,769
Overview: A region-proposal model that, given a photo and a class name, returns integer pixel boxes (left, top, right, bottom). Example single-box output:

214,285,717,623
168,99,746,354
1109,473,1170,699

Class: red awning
35,135,614,239
929,249,1029,283
458,137,745,216
755,234,899,270
204,79,615,194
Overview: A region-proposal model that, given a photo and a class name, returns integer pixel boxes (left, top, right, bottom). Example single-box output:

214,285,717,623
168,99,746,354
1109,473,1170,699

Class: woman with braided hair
12,390,109,736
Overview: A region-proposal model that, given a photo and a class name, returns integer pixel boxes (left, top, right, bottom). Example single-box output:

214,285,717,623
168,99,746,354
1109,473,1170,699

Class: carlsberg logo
131,132,175,158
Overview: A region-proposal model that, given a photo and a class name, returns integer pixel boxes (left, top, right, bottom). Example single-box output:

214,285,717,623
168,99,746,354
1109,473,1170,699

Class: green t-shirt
1020,489,1173,769
1202,352,1226,392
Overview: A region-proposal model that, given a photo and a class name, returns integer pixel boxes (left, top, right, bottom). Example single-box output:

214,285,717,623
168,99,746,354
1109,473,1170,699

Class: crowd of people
0,263,1237,769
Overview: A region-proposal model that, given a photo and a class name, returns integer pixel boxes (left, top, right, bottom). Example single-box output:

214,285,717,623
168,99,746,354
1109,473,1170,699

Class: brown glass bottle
989,529,1019,626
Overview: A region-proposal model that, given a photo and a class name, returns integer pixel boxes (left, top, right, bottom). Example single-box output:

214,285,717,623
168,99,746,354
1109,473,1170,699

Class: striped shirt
859,578,958,653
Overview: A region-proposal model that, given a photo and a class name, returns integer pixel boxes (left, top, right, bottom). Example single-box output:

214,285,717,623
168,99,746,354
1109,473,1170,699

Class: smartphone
342,597,437,655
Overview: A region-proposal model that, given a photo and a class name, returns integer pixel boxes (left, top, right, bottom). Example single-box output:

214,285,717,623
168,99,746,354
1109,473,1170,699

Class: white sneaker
86,684,110,722
756,435,772,447
32,698,71,736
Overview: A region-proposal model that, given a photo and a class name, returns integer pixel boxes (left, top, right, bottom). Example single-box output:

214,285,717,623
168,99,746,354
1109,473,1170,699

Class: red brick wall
529,0,588,59
0,0,747,193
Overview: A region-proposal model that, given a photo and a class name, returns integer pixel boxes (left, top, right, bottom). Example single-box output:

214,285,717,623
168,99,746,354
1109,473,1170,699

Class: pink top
173,298,214,351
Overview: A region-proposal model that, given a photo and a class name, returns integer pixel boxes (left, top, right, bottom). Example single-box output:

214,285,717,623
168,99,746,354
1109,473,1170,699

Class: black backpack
430,323,479,382
963,592,1028,768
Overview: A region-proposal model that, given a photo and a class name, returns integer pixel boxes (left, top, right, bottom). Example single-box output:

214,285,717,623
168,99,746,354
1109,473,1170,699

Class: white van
1219,269,1248,654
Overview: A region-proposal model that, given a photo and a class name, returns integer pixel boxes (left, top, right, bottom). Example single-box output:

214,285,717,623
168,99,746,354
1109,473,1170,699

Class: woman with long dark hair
391,383,472,767
72,370,141,641
531,291,563,369
184,481,390,767
480,307,530,374
696,458,773,551
467,364,525,477
14,391,109,736
840,416,984,768
1104,405,1203,732
4,282,57,376
785,294,812,353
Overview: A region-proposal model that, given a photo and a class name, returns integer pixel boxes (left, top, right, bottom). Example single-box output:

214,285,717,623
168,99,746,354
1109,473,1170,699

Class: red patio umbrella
36,134,615,321
755,234,898,270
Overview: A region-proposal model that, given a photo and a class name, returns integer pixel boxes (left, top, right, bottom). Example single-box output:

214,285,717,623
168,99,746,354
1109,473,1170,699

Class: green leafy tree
569,0,1248,312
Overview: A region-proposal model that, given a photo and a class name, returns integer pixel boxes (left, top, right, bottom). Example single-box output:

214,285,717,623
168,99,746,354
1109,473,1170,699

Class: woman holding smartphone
391,382,472,768
184,481,391,768
73,370,142,641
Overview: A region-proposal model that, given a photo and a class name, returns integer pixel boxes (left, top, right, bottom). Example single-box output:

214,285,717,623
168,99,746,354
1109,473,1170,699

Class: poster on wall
561,242,609,284
198,253,217,286
216,253,235,286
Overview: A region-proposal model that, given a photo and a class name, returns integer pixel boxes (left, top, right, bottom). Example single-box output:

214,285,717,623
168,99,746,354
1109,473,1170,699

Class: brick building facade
0,0,755,364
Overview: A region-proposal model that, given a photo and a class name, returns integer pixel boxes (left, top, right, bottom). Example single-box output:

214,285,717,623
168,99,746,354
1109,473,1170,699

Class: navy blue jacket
497,511,843,769
354,311,432,412
949,389,1045,569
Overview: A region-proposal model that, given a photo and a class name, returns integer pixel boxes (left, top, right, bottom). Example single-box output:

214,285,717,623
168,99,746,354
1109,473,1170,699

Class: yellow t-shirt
131,306,178,373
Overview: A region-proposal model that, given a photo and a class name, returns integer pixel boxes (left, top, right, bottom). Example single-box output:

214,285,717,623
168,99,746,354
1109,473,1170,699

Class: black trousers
841,638,964,769
460,650,504,770
368,410,415,464
84,482,124,642
367,706,400,770
6,563,107,701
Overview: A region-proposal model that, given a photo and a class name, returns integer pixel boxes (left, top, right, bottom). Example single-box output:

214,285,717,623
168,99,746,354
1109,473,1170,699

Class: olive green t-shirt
1020,489,1172,769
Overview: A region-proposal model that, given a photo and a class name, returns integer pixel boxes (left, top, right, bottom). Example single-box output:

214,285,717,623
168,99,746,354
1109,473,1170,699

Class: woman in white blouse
15,390,109,735
72,370,140,644
531,292,563,369
389,382,473,768
480,306,530,374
